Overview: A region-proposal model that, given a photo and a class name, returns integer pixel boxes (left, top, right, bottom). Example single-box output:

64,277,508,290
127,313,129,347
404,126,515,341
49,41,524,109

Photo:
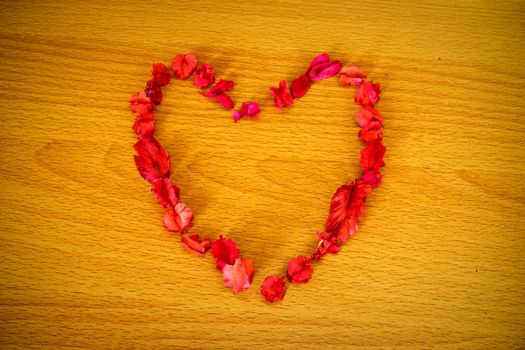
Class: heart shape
129,53,386,303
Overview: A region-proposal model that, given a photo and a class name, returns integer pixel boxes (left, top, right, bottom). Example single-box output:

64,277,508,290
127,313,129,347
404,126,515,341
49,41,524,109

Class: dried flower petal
269,80,293,109
151,178,179,208
325,179,372,243
261,275,286,303
132,111,155,139
311,231,341,260
360,140,386,172
204,79,235,110
339,65,366,86
287,256,313,283
144,80,163,105
356,106,383,127
181,234,212,256
362,170,382,189
133,137,170,183
151,63,171,86
358,119,383,143
129,91,154,115
172,54,198,80
193,64,215,89
210,235,240,270
355,81,381,107
222,258,254,294
163,202,194,233
233,102,261,122
306,53,342,81
290,75,312,99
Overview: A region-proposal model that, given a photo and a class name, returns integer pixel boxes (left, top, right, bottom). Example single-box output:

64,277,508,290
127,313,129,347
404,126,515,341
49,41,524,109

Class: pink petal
356,106,383,127
232,102,260,122
339,65,366,86
290,75,311,98
163,202,194,233
222,258,254,294
181,234,212,255
214,94,234,110
210,236,240,271
307,60,342,81
307,53,330,71
355,81,381,107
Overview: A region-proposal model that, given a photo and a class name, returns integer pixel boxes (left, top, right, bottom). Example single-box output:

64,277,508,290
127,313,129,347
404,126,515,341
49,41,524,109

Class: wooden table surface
1,1,524,349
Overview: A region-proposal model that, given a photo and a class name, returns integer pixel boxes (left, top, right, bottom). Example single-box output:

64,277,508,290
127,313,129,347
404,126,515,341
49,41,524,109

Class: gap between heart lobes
129,53,386,303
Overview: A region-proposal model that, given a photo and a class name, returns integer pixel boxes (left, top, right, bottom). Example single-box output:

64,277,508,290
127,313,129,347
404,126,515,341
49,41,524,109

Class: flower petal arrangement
129,53,386,303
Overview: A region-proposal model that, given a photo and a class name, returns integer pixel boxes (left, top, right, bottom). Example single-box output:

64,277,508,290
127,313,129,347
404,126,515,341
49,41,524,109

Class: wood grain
0,0,524,349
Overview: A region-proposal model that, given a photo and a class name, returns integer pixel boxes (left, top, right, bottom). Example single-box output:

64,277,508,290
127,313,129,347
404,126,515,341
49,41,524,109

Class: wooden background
0,0,524,349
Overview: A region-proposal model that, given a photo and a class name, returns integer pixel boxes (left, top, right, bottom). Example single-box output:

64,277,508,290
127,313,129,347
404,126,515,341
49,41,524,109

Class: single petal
339,65,366,86
356,106,383,127
307,60,342,81
360,140,386,172
232,102,260,122
210,235,240,270
133,137,170,183
269,80,293,109
311,231,341,260
214,93,234,110
222,258,254,294
290,75,312,98
180,234,212,256
151,178,179,208
172,54,198,80
129,91,154,115
307,53,330,72
193,64,215,89
325,180,372,243
151,63,171,86
355,81,381,107
163,202,194,233
132,111,155,139
287,256,313,283
362,170,382,189
261,275,286,303
144,80,163,105
358,119,383,144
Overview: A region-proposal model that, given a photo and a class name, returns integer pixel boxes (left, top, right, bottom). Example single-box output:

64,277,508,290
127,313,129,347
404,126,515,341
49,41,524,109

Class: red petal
360,140,386,172
362,170,382,189
163,203,194,233
311,231,340,260
144,80,163,105
193,64,215,89
180,234,211,256
287,256,313,283
151,63,171,86
325,180,372,243
172,54,197,80
214,93,234,110
358,119,383,144
151,178,179,208
261,275,286,303
132,111,155,139
339,65,366,86
204,79,235,110
232,102,260,122
356,106,383,127
210,236,240,271
269,80,293,109
355,81,381,107
222,258,254,294
133,137,170,183
290,75,312,98
129,91,154,115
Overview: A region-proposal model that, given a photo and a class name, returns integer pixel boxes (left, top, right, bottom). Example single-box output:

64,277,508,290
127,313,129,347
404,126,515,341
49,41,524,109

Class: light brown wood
0,0,524,348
